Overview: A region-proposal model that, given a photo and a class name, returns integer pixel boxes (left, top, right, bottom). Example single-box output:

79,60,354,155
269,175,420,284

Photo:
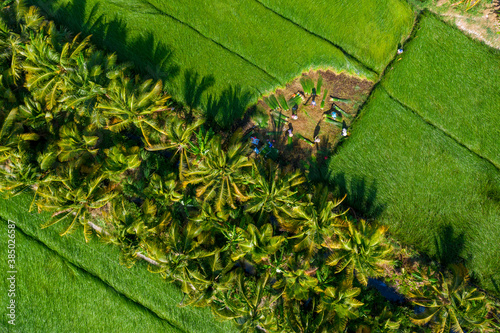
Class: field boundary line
250,0,379,75
127,0,281,85
382,86,500,172
13,206,232,332
0,218,188,333
63,230,231,332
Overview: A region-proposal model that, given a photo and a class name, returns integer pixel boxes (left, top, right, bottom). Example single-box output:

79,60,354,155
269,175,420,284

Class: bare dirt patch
244,70,373,169
434,0,500,49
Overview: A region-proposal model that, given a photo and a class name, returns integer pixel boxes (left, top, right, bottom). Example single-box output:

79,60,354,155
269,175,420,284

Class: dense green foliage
1,2,499,332
0,193,237,333
29,0,377,106
382,13,500,168
328,87,500,296
0,220,183,333
257,0,415,73
409,264,490,333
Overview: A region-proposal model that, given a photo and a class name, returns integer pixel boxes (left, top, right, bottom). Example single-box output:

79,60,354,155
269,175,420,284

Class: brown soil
244,70,373,169
434,0,500,49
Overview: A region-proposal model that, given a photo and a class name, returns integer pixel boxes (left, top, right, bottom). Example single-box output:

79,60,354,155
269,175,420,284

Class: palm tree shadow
329,173,385,219
490,276,500,295
434,224,465,267
205,85,253,131
183,69,215,113
31,0,180,83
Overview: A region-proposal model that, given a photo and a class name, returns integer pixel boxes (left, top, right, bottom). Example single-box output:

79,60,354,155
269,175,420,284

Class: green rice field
29,0,412,104
328,87,500,295
257,0,415,73
5,1,500,327
0,221,180,332
0,194,237,333
382,13,500,168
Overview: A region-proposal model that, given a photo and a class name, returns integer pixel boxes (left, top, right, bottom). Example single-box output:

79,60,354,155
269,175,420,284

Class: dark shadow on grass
434,224,465,267
490,276,500,295
29,0,180,83
313,120,321,138
328,173,385,219
183,69,215,116
205,85,253,131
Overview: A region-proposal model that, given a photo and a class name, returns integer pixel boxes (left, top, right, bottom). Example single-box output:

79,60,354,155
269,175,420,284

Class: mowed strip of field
328,88,500,295
0,221,181,333
32,0,376,105
256,0,415,73
0,193,238,333
143,0,375,83
382,13,500,168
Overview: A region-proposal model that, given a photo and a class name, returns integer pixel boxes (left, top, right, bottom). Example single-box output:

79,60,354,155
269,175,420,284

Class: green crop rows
29,0,415,105
257,0,415,73
0,194,237,333
382,13,500,168
328,87,500,294
0,221,181,332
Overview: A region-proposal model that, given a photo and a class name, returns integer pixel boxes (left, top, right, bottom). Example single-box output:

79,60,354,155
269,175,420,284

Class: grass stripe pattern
0,220,182,333
256,0,415,73
31,0,377,106
0,194,238,333
328,87,500,296
382,13,500,169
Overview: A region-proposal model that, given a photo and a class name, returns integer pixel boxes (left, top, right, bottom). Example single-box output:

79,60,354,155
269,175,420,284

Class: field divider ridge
382,86,500,172
60,230,232,333
0,194,234,333
1,217,189,333
134,0,281,85
250,0,379,75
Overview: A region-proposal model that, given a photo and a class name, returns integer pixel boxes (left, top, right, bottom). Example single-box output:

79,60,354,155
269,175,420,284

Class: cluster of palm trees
1,2,498,332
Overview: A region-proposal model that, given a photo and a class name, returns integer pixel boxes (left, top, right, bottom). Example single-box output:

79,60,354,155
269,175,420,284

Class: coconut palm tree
18,96,60,134
0,28,25,87
101,144,141,182
99,197,171,267
58,55,110,126
56,122,99,163
284,296,331,333
23,32,91,109
409,264,491,333
187,125,214,160
179,250,236,308
231,223,286,264
35,170,118,239
211,272,282,332
143,172,183,206
0,3,45,88
0,107,43,194
245,160,306,225
58,50,126,127
97,73,170,146
326,219,393,286
182,131,253,212
274,256,319,302
146,115,204,178
144,220,214,286
288,185,348,259
316,279,363,332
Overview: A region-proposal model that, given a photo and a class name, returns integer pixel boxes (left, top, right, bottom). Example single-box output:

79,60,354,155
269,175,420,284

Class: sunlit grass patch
382,12,500,168
328,87,500,295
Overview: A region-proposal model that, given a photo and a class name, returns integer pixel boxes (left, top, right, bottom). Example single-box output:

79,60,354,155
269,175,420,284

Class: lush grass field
0,193,237,333
256,0,415,73
31,0,376,105
382,13,500,168
328,88,500,295
0,221,182,333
